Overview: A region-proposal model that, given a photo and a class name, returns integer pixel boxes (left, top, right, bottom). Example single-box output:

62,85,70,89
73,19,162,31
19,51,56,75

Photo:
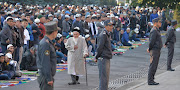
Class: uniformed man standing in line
164,20,177,71
36,21,58,90
147,18,163,85
95,21,113,90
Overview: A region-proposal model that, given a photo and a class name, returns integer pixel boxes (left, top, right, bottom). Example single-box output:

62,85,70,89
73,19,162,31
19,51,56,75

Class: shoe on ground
167,68,175,71
148,82,159,85
68,82,76,85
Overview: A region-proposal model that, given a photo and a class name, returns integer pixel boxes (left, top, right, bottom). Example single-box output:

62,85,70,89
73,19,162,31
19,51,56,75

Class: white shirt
24,29,30,45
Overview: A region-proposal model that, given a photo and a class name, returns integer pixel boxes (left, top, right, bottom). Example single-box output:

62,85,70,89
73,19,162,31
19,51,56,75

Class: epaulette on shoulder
46,39,49,43
103,31,106,34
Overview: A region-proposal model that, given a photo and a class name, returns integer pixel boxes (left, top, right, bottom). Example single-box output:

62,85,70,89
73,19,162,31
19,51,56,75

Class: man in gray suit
164,20,177,71
36,21,58,90
0,17,14,53
96,21,113,90
147,18,163,85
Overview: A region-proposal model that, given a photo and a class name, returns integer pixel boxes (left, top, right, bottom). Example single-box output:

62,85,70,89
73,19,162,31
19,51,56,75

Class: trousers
167,43,175,69
98,58,110,90
148,50,161,83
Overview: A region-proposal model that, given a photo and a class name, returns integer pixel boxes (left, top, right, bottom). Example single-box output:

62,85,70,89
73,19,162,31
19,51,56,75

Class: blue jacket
122,31,130,43
150,14,158,22
27,24,34,41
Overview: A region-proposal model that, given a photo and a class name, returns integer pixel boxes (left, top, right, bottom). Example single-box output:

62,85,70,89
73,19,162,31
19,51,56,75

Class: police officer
164,20,177,71
95,21,113,90
147,18,163,85
36,21,58,90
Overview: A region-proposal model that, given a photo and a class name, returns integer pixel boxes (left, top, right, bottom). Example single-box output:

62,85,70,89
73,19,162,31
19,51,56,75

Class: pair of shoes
68,82,76,85
167,69,175,71
148,82,159,85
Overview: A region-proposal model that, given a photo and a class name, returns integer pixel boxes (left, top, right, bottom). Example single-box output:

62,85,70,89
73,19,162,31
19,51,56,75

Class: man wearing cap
95,21,113,90
147,18,162,85
31,18,41,45
36,21,58,90
38,15,46,40
65,27,88,85
164,20,177,71
0,17,14,53
72,14,84,36
48,14,54,21
62,15,70,37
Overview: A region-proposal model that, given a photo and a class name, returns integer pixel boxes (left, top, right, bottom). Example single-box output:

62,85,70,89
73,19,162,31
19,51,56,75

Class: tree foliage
131,0,179,9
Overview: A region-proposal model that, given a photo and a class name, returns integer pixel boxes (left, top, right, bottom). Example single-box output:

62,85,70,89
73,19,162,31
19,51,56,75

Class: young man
147,18,162,85
36,21,58,90
65,27,88,85
164,20,177,71
2,53,16,80
22,19,30,53
0,53,9,80
96,21,113,90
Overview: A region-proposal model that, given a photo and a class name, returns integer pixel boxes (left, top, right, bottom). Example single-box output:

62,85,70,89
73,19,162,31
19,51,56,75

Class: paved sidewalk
127,65,180,90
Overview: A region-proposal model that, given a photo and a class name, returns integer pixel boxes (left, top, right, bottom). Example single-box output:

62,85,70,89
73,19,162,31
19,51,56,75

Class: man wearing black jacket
147,18,162,85
96,21,113,90
164,20,177,71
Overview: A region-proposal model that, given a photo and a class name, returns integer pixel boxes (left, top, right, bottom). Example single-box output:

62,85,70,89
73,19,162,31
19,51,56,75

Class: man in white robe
65,27,88,85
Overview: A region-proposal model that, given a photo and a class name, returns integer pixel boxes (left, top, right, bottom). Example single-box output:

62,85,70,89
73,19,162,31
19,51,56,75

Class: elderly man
96,21,113,90
65,27,88,85
36,21,58,90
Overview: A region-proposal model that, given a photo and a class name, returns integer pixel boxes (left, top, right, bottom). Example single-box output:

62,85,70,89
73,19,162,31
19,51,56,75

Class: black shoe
167,69,175,71
148,82,159,85
68,82,76,85
76,81,80,84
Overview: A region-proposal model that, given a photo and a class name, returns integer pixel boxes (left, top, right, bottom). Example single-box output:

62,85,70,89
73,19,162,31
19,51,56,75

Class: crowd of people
0,2,175,81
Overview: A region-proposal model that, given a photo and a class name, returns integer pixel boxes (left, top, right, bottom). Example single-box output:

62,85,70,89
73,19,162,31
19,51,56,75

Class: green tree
131,0,179,9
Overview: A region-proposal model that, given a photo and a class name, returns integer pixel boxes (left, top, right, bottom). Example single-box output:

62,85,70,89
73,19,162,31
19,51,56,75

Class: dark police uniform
96,28,112,90
165,21,177,70
148,26,163,84
36,22,57,90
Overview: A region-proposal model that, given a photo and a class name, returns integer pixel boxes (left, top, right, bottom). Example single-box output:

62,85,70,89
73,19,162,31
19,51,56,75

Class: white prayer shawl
65,36,88,75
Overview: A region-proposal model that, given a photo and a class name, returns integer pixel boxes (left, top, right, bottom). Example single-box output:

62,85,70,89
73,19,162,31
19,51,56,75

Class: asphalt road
2,31,180,90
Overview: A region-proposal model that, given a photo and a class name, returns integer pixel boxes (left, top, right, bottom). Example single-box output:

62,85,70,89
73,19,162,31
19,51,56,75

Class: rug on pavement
0,63,68,88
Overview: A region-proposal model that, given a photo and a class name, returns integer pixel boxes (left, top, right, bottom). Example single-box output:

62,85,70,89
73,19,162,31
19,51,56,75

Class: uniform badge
45,50,50,56
46,39,49,43
103,31,106,34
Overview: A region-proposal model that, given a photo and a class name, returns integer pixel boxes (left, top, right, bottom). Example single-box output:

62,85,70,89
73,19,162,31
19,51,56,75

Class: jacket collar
44,36,53,45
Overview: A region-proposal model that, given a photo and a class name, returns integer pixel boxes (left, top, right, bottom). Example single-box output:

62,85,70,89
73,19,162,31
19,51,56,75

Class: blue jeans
2,71,15,79
56,51,67,60
98,58,110,90
0,74,10,80
24,44,29,53
130,34,140,41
